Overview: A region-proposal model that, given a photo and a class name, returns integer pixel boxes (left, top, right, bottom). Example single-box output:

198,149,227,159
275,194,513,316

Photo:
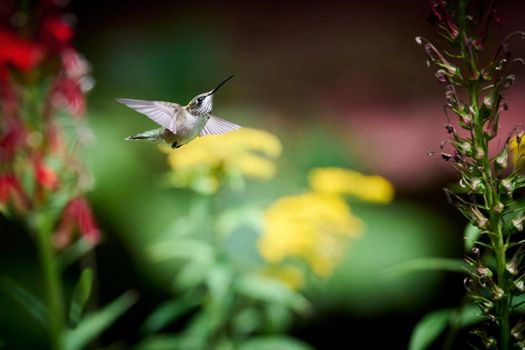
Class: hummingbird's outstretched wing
199,115,241,136
117,98,179,133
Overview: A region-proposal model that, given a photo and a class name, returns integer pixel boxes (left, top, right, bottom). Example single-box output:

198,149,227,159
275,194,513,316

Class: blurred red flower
33,156,59,190
54,197,100,248
0,29,45,71
0,173,28,211
41,17,73,44
0,118,26,162
51,77,85,117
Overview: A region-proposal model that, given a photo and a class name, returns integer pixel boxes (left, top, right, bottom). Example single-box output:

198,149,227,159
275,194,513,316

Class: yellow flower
164,128,282,193
258,192,361,277
308,167,394,204
510,132,524,169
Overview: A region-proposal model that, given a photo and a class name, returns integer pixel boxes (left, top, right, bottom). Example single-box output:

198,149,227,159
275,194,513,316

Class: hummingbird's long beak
209,74,235,96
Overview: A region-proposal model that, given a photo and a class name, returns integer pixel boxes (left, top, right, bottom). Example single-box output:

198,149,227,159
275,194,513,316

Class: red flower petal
42,17,73,43
33,156,59,190
0,119,26,162
0,29,45,71
54,197,100,248
0,173,28,210
51,77,85,117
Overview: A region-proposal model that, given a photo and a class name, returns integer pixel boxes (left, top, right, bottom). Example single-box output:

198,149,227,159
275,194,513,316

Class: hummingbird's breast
172,109,208,146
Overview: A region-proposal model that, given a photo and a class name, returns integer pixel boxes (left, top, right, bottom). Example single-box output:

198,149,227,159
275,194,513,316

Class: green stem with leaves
457,0,511,346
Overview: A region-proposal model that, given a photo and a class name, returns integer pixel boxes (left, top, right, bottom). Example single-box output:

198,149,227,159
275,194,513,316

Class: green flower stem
33,213,64,350
458,1,511,346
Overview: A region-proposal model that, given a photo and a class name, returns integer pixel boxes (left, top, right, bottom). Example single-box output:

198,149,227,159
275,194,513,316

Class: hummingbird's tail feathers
116,98,178,133
125,128,164,142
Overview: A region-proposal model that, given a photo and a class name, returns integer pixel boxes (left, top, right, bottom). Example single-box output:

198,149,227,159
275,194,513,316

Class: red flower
42,17,73,44
51,77,85,117
61,49,89,79
54,197,100,248
0,173,28,211
0,29,45,71
33,156,59,190
46,122,65,154
0,118,26,162
429,0,459,39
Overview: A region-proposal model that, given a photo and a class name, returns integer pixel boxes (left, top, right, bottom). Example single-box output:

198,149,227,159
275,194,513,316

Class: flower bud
477,266,493,278
492,284,504,300
474,146,485,160
458,141,472,155
512,324,523,340
501,178,513,194
513,215,525,232
514,278,525,292
495,147,509,169
472,207,489,229
507,260,519,275
492,201,504,214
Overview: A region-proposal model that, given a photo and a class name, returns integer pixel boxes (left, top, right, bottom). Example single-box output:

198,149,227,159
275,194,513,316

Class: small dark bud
445,124,455,134
435,69,448,83
464,277,473,291
441,152,452,161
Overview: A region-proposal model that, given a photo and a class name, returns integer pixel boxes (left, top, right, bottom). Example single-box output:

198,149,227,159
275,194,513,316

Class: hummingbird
117,75,240,149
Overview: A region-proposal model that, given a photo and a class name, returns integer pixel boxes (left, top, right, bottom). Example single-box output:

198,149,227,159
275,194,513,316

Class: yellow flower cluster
164,128,282,193
258,167,394,285
258,192,362,277
510,132,524,169
309,167,395,203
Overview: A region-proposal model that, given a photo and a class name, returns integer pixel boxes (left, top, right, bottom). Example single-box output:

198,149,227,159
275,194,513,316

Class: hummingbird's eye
197,96,204,104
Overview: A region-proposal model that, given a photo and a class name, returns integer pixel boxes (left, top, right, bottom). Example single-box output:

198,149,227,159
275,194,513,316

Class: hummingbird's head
187,75,234,116
187,92,214,116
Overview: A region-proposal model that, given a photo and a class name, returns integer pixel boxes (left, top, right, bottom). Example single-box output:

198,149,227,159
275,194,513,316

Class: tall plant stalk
33,212,64,350
418,0,525,348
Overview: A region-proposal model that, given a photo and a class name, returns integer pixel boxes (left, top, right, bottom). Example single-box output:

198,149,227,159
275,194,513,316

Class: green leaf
464,223,481,252
409,305,483,350
216,206,263,239
149,238,215,263
63,290,137,350
185,310,212,339
207,264,233,303
238,336,315,350
235,275,310,314
136,335,205,350
174,259,213,289
511,294,525,312
141,296,200,335
454,305,483,328
0,276,49,328
384,258,468,278
409,308,452,350
232,307,262,336
59,240,95,268
69,268,93,327
264,303,292,332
